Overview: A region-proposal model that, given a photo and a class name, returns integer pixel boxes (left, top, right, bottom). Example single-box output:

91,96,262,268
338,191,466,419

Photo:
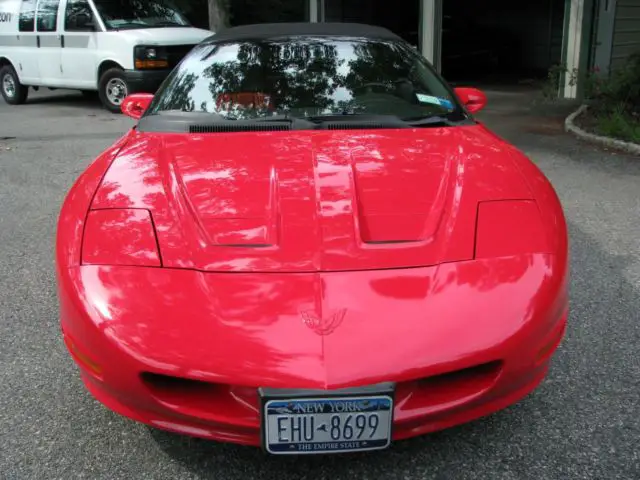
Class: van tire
0,65,29,105
98,67,129,113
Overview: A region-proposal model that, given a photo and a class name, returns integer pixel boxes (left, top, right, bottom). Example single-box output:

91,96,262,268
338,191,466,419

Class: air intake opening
141,372,217,394
139,372,259,424
418,361,503,388
394,360,504,420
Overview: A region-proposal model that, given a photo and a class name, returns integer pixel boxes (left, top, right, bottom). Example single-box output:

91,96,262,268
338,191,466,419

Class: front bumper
58,254,568,447
124,69,171,94
74,322,565,446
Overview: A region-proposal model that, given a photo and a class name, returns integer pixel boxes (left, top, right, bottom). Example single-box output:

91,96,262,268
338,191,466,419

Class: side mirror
121,93,153,119
454,87,487,114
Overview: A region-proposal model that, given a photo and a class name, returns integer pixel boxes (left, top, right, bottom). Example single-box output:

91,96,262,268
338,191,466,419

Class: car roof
204,22,402,44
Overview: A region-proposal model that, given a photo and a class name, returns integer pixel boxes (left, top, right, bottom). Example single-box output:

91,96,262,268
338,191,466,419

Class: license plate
260,385,394,455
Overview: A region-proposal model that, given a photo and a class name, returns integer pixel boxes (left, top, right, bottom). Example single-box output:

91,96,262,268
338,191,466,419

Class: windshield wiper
296,113,470,129
250,115,317,129
305,113,407,125
150,21,189,27
403,115,468,127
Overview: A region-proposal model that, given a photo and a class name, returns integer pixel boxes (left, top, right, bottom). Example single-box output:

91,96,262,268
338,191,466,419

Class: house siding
610,0,640,70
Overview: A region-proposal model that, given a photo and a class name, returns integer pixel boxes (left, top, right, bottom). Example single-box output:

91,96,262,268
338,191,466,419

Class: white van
0,0,212,111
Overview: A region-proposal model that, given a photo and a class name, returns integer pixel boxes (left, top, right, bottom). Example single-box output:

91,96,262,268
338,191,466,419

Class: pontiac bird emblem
300,309,347,336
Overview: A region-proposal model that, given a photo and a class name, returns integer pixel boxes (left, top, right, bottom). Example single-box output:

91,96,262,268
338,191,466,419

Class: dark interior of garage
320,0,566,85
228,0,307,25
322,0,420,45
441,0,566,84
181,0,566,87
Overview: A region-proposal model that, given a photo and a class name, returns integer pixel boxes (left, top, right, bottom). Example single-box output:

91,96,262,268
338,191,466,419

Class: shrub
542,64,578,100
583,52,640,143
588,51,640,119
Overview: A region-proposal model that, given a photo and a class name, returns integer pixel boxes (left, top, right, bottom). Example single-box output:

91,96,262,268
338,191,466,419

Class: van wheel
0,65,29,105
98,68,129,113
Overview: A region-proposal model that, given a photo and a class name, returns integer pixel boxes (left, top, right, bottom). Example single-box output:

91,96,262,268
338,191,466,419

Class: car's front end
56,127,569,452
58,256,567,447
56,23,569,454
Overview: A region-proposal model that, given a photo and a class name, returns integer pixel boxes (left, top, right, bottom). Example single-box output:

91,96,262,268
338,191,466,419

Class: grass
594,107,640,144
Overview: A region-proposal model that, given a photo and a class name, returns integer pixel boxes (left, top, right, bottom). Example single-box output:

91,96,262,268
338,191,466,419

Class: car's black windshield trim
138,112,311,133
137,112,474,133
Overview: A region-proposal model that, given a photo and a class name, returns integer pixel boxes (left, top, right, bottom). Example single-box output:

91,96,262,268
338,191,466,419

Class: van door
15,0,41,83
34,0,63,85
59,0,97,89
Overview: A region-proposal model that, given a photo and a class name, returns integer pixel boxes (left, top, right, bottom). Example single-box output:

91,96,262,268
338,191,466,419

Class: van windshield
93,0,190,30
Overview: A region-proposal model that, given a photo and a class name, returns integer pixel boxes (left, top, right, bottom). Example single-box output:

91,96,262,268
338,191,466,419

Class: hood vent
189,123,291,134
324,122,403,131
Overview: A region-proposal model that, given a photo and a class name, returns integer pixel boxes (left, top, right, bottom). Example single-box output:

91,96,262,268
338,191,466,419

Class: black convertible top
204,22,402,44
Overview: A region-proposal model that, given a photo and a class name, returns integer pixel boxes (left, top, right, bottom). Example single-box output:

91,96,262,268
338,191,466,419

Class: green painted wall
610,0,640,70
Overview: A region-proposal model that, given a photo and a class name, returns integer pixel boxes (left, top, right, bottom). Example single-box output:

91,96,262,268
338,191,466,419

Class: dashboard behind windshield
93,0,190,30
145,37,465,123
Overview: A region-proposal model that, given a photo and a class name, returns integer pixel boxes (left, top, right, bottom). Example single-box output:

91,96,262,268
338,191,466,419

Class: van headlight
134,46,169,69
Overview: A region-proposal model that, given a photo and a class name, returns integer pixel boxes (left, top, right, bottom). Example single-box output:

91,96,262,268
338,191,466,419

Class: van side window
36,0,61,32
64,0,93,31
18,0,36,32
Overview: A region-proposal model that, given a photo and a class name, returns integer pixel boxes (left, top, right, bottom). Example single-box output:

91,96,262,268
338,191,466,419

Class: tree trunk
208,0,228,31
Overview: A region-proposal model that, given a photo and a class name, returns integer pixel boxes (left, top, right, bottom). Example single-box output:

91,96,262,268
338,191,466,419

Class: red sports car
56,23,569,455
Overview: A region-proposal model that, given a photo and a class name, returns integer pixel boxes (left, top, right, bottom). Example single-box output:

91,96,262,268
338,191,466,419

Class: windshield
93,0,190,30
146,37,465,123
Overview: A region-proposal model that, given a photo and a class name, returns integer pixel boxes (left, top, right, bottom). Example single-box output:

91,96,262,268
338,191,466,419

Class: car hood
90,126,533,272
113,27,212,46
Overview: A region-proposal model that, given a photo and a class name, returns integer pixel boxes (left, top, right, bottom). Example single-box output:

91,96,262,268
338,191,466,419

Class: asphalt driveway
1,88,639,479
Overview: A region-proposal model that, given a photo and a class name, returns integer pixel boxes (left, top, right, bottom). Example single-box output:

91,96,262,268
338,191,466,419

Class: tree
169,0,208,29
208,0,229,31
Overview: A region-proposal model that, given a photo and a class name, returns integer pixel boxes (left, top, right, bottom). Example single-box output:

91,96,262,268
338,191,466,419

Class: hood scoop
351,145,449,245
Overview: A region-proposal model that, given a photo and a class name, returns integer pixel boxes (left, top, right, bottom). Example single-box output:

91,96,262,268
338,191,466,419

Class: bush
585,52,640,143
541,64,578,100
587,52,640,118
